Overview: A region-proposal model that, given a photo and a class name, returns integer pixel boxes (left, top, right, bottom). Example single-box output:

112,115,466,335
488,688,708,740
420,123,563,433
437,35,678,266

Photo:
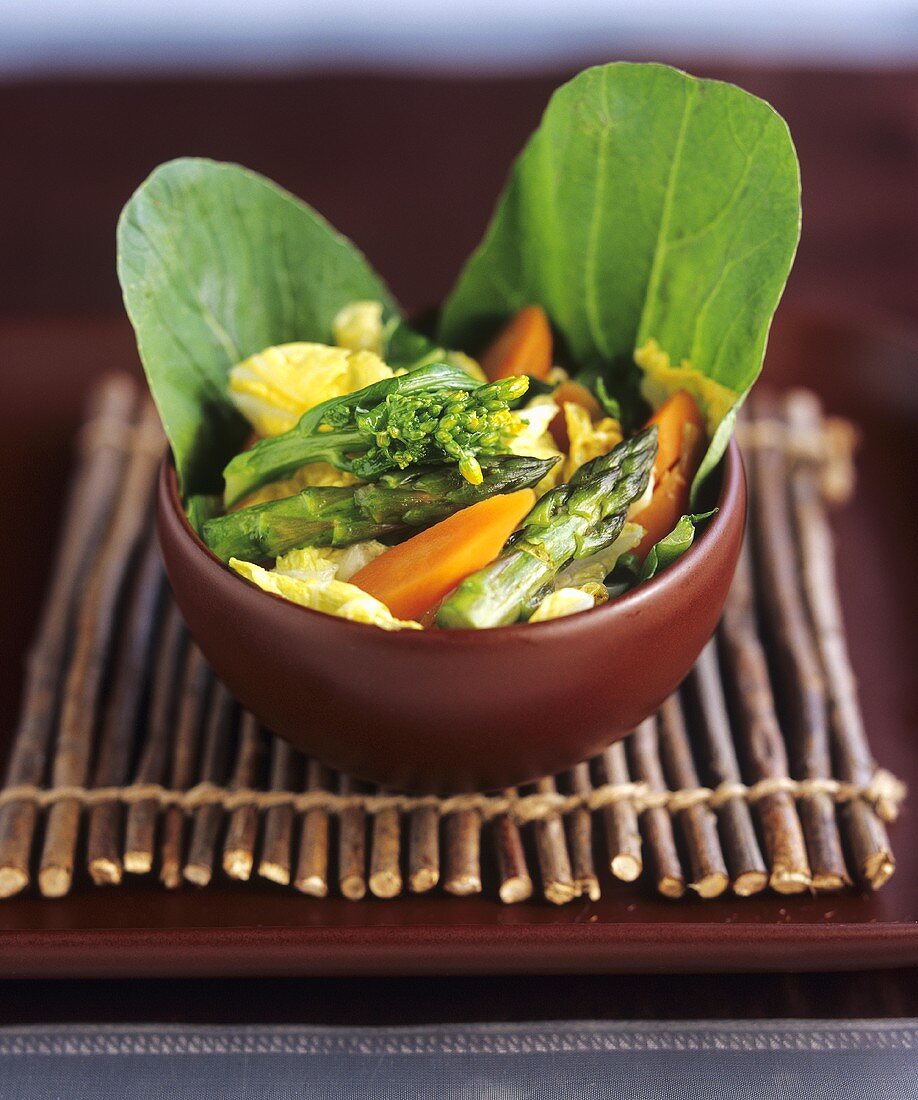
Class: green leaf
439,62,800,492
639,510,716,581
117,158,399,496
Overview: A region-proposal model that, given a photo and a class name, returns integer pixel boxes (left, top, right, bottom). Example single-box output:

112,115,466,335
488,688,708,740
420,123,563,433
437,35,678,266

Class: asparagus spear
204,454,559,562
437,427,658,629
222,363,528,506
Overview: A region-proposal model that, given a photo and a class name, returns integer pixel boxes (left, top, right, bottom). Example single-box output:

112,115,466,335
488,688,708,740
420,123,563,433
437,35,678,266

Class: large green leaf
117,158,398,495
439,62,801,489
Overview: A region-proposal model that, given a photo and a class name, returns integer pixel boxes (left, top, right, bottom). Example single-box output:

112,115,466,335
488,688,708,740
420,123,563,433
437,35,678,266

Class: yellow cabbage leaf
553,522,644,599
508,396,564,494
233,462,358,510
635,339,736,437
562,403,622,480
230,558,421,631
229,342,393,437
333,300,385,354
529,587,595,622
273,541,387,583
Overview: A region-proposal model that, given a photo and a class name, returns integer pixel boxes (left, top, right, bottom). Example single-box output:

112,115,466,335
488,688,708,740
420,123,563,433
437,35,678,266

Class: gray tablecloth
1,1019,915,1098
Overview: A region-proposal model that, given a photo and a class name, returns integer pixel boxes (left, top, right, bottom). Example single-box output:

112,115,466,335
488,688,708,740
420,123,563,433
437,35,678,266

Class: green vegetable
639,510,716,581
185,494,222,537
437,427,657,628
204,454,557,562
439,62,800,492
117,158,398,496
221,363,528,506
605,552,642,597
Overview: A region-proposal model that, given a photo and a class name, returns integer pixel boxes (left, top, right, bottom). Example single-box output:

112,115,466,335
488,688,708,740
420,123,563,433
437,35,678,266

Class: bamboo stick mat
0,378,906,904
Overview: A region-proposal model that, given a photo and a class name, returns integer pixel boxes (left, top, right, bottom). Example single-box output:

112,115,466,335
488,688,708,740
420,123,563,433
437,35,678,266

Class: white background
3,0,918,75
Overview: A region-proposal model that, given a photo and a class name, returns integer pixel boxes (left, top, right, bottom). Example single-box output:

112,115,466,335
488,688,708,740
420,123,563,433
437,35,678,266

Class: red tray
0,310,914,978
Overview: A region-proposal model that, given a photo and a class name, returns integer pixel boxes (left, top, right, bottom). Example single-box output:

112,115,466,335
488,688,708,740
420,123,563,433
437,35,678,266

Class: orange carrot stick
350,489,536,621
480,306,553,382
632,390,708,559
646,390,706,481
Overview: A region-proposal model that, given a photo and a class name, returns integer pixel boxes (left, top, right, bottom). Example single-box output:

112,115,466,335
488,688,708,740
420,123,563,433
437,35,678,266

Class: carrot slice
548,380,603,451
647,390,706,481
480,306,553,382
631,391,708,559
631,467,691,559
350,488,536,621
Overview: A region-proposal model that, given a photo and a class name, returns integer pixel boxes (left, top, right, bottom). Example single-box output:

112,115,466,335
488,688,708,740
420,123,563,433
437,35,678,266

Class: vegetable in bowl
119,62,800,633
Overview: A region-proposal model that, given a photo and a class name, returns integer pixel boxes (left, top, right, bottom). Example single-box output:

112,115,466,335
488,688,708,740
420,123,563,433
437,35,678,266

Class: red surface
0,67,915,981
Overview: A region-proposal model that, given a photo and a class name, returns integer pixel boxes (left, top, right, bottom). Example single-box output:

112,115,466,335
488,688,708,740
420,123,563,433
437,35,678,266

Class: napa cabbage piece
333,300,386,354
553,522,645,598
233,462,358,510
230,557,420,630
508,397,564,493
274,542,387,583
229,343,393,438
529,588,595,622
561,403,623,481
634,339,735,441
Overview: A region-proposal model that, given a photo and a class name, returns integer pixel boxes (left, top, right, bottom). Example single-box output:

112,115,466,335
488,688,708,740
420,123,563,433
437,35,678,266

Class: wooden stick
786,390,895,889
369,787,403,899
0,377,136,898
686,641,768,896
222,711,266,881
597,743,642,882
337,774,367,900
294,760,331,897
407,802,440,894
257,738,299,886
718,535,812,894
628,717,685,898
183,682,235,886
443,808,482,896
39,401,164,898
158,645,211,889
748,390,851,890
86,535,166,885
492,790,532,903
565,764,600,900
122,603,187,875
531,777,578,904
657,695,729,899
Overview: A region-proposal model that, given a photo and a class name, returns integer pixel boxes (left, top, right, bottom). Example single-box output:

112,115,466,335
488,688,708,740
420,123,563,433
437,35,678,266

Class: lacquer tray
0,311,914,978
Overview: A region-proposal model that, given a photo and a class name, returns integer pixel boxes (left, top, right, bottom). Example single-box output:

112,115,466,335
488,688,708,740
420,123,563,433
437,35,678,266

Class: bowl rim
161,437,745,643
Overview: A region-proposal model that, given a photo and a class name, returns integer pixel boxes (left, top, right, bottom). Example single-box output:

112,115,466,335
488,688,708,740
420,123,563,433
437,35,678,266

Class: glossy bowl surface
157,442,746,792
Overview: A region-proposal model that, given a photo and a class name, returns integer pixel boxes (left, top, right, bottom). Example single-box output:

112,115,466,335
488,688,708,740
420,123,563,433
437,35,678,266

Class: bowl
157,441,746,792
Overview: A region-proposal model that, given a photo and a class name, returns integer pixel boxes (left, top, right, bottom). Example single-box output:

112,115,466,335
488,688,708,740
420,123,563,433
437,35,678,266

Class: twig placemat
0,379,906,904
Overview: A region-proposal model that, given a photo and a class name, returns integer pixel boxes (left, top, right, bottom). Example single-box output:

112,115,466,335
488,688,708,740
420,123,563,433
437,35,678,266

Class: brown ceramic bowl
157,441,745,792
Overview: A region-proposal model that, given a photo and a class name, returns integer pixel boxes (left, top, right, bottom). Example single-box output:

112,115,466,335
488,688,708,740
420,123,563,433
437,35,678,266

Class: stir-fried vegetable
222,363,528,506
437,427,657,629
204,454,557,562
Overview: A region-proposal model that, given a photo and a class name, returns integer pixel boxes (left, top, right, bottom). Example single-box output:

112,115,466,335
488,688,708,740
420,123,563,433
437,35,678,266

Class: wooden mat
0,378,905,904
